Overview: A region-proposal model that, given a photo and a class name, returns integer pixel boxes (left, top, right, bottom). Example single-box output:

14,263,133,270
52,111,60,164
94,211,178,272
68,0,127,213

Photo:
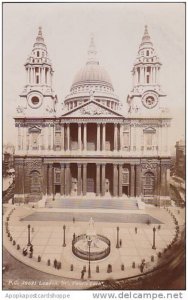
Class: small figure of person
120,239,122,247
73,217,75,223
30,245,33,253
73,233,76,241
135,227,137,234
140,263,144,273
23,248,27,256
81,269,85,280
54,259,57,269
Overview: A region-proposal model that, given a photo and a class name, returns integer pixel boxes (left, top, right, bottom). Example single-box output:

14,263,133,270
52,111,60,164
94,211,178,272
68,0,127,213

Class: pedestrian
120,239,122,247
73,217,75,223
140,263,144,273
135,227,137,234
81,269,85,280
54,259,57,269
23,248,27,256
30,245,33,253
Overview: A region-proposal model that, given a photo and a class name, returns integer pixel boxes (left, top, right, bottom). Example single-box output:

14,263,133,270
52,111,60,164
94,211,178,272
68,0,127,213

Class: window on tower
146,50,149,56
147,75,150,84
37,51,40,57
31,96,40,105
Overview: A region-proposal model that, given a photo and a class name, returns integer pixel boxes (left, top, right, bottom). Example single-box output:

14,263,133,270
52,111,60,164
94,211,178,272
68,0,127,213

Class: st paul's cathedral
14,26,171,207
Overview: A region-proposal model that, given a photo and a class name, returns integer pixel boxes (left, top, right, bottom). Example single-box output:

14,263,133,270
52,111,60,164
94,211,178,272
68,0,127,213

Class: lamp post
152,227,156,250
87,236,92,279
63,225,66,247
27,224,32,246
116,226,120,248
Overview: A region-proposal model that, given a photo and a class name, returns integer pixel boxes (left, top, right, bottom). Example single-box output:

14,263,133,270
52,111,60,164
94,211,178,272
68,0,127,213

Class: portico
59,119,124,152
43,160,141,198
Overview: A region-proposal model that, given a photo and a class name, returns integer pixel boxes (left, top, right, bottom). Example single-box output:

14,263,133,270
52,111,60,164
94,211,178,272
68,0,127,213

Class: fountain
72,218,111,261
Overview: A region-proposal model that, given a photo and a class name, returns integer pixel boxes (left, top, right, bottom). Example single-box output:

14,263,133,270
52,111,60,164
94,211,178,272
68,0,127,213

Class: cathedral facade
14,26,171,205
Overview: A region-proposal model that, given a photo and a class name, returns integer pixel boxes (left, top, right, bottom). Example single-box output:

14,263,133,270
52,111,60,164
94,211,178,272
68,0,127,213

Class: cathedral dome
71,63,114,91
64,34,120,111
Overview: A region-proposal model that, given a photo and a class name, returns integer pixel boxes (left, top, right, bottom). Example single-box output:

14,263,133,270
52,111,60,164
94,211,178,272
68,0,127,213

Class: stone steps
45,197,138,210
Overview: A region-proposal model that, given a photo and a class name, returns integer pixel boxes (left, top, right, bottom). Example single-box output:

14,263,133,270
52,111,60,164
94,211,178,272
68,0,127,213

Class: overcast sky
3,2,185,150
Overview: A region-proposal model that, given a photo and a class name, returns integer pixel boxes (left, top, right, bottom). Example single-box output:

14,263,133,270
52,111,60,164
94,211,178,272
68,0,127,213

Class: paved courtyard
3,204,185,282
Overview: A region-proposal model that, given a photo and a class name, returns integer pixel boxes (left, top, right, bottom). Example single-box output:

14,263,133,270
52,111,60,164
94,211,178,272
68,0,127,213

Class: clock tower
127,25,166,114
16,27,57,117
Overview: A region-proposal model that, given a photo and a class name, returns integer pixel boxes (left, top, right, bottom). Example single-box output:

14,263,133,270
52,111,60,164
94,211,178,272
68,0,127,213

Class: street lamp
116,226,120,248
27,224,32,246
152,227,156,250
87,236,92,279
63,225,66,247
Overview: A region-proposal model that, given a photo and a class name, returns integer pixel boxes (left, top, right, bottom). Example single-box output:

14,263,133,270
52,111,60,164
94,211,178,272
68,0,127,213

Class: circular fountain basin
72,234,111,261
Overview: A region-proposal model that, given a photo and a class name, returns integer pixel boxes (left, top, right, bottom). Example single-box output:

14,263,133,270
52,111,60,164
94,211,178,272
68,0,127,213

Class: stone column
51,126,54,151
42,164,48,195
83,124,87,151
67,124,70,151
135,164,141,196
102,123,106,151
48,126,51,150
77,164,82,195
65,163,70,195
113,164,118,197
101,164,106,196
78,123,82,151
114,123,118,151
118,164,123,197
130,164,135,197
97,123,100,151
83,163,87,196
96,164,100,196
119,124,123,151
161,164,168,196
48,164,53,195
60,163,65,195
61,124,65,151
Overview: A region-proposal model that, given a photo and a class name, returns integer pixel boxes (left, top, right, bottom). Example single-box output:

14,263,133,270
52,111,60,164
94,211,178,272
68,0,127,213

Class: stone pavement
3,204,185,283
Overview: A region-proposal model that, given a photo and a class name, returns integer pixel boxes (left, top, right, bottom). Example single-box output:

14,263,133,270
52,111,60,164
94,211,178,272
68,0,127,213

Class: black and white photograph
2,1,186,297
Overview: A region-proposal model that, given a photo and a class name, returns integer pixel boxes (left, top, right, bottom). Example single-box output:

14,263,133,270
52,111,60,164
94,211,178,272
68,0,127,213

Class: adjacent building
175,139,185,180
14,26,171,205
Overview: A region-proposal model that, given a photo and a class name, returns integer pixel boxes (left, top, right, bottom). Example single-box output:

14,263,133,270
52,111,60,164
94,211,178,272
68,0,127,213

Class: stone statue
86,217,96,237
89,89,95,101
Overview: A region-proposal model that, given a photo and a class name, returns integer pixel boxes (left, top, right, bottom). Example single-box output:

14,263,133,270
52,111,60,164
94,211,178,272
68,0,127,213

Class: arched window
30,170,41,194
146,50,149,56
143,171,155,196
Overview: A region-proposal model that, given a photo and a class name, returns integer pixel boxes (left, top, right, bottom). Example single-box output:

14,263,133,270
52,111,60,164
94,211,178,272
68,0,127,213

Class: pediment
28,126,41,133
143,126,156,133
62,100,124,118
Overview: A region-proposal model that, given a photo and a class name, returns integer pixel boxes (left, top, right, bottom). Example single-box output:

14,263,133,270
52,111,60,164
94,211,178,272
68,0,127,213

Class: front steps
45,196,138,210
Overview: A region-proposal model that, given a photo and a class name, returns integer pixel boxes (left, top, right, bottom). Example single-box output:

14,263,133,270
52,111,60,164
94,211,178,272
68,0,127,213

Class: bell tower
17,27,57,116
127,25,166,113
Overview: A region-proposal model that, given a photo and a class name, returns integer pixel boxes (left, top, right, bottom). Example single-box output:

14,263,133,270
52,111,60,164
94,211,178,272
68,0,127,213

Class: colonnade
134,65,160,85
58,122,124,151
43,162,142,197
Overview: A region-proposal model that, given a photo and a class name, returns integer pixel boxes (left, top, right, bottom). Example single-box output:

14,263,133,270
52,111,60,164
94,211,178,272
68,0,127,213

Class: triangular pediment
143,126,156,133
28,126,41,133
62,100,124,118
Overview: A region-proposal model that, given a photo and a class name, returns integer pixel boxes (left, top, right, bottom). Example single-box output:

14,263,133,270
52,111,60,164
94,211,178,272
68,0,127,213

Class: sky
3,2,185,150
